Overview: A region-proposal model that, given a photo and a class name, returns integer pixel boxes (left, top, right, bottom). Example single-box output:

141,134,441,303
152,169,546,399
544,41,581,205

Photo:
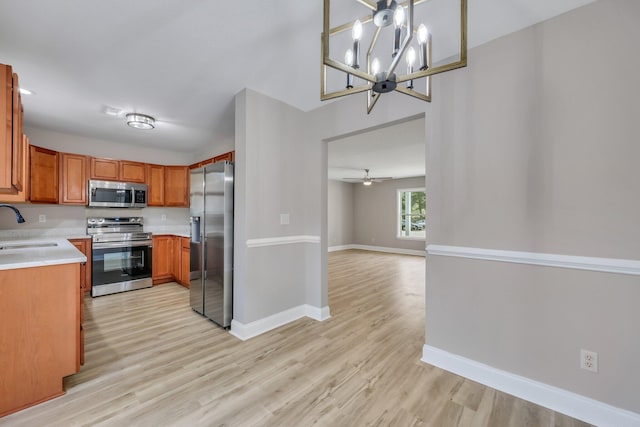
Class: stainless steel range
88,217,153,297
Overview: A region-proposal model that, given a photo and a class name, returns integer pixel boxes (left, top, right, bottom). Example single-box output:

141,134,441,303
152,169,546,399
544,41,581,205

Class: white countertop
0,238,87,271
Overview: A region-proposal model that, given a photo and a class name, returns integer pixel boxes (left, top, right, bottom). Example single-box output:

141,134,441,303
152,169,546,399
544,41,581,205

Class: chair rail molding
246,235,320,248
426,245,640,276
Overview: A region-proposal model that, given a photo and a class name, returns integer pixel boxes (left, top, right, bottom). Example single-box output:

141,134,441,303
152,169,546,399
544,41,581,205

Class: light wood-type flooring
0,250,591,426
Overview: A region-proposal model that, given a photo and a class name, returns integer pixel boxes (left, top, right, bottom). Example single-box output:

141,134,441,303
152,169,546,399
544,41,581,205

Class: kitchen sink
0,242,58,250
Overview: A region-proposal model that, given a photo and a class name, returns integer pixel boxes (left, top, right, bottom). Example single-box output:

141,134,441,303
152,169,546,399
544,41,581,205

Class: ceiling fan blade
343,178,364,181
370,177,393,180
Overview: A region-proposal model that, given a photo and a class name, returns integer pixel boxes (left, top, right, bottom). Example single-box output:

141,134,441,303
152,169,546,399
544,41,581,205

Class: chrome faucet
0,204,26,223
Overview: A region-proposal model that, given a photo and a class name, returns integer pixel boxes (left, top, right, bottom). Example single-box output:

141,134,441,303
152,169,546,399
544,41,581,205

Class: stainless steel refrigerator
189,161,233,328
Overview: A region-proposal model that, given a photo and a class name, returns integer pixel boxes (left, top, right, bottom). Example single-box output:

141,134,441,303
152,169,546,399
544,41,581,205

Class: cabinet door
30,145,59,203
0,64,13,194
145,164,165,206
68,239,87,292
60,153,88,205
0,134,29,203
152,235,173,284
90,157,119,181
164,166,189,207
180,237,190,287
11,73,23,193
171,236,181,280
68,238,91,295
119,161,146,183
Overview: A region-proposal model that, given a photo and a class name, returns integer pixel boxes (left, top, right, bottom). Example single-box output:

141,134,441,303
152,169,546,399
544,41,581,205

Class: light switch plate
280,213,290,225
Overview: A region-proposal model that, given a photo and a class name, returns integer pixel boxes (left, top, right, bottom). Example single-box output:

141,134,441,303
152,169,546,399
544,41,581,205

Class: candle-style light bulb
352,20,362,69
371,58,381,75
417,24,428,44
394,6,405,28
352,20,363,41
406,47,416,67
393,6,405,57
345,49,354,89
406,47,416,89
417,24,429,71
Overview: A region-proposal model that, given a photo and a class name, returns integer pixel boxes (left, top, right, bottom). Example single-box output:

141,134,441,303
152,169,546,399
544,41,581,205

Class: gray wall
25,126,196,165
353,176,425,252
425,0,640,413
327,180,355,248
234,89,314,323
0,204,188,236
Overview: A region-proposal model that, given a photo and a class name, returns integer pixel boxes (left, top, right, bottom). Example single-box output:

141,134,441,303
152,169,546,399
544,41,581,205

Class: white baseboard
304,304,331,321
230,304,330,341
422,345,640,427
329,244,425,257
328,244,353,252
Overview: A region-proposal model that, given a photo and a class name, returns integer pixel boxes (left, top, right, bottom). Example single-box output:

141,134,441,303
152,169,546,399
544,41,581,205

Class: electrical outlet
38,214,46,223
280,213,290,225
580,349,598,373
161,214,167,221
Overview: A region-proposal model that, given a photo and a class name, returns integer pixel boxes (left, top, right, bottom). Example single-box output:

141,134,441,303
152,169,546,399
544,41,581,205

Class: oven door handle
92,240,153,250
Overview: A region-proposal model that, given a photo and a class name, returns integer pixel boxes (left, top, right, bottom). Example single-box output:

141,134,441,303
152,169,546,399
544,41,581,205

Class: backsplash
0,204,189,238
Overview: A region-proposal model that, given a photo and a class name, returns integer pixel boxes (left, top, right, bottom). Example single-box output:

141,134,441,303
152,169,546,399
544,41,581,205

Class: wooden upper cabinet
90,157,119,181
90,157,146,183
189,151,235,170
164,166,189,207
0,134,29,203
11,73,23,193
146,164,165,206
60,153,88,205
30,145,59,203
0,65,10,193
119,161,146,183
214,151,234,163
0,64,24,195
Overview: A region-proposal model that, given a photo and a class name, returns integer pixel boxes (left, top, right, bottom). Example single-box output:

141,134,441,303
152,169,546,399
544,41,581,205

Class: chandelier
321,0,468,113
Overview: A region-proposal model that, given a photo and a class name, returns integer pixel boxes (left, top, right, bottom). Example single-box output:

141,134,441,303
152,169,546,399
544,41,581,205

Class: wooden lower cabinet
0,263,81,417
68,238,92,295
152,235,190,287
152,235,174,285
180,237,190,287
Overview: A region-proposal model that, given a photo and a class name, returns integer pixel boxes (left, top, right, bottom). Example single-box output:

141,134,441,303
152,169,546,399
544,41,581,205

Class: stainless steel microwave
88,180,147,208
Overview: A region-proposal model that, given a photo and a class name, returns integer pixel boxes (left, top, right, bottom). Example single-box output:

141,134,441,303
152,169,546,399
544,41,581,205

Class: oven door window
93,245,152,286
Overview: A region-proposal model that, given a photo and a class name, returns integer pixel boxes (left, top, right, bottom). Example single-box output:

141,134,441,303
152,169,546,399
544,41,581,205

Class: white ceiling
0,0,595,155
328,117,425,181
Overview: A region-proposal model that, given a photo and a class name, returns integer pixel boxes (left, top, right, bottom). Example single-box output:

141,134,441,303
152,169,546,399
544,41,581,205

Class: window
397,188,426,239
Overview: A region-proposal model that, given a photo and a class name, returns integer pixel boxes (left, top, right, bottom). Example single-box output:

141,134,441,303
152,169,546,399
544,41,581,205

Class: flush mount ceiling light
126,113,155,130
321,0,468,113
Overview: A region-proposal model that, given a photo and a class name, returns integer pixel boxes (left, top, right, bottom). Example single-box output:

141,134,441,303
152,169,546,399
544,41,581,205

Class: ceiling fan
343,169,393,186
